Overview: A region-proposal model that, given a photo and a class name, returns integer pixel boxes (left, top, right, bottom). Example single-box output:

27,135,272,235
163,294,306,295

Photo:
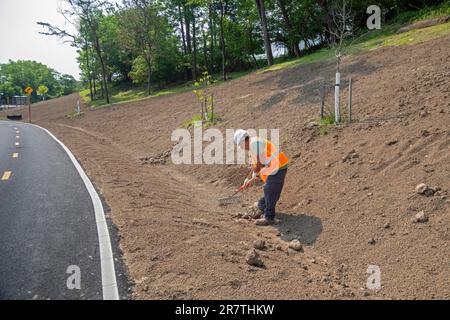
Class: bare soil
3,35,449,299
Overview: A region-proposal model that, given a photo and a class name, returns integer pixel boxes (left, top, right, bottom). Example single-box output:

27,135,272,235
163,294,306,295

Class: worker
233,129,289,226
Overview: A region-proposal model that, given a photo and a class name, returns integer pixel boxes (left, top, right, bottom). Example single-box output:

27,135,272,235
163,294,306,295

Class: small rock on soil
288,239,303,252
412,211,428,223
415,183,438,197
253,239,266,250
342,149,359,163
245,249,264,267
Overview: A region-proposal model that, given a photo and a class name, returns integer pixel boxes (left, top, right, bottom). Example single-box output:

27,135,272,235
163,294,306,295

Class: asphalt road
0,120,120,300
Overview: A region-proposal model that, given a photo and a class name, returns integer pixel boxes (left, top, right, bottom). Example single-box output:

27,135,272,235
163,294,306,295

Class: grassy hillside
80,3,450,107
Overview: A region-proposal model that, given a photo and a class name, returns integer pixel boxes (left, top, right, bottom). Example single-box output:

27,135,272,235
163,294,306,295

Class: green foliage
80,81,195,107
319,115,336,126
37,85,49,100
182,114,203,128
129,56,149,85
67,0,449,108
192,71,217,125
193,71,212,101
100,13,132,82
57,74,79,95
0,60,78,103
392,2,450,24
127,23,182,88
183,112,219,128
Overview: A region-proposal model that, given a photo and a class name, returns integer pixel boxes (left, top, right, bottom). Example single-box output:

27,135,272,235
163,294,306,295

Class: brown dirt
3,34,449,299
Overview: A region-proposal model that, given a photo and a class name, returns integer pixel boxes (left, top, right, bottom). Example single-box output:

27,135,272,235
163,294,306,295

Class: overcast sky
0,0,80,79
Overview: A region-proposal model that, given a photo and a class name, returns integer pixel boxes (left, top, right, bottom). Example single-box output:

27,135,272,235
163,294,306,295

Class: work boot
247,207,262,219
255,218,279,226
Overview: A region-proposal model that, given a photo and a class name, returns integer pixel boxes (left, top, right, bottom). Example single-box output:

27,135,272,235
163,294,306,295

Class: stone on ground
413,211,428,223
415,183,437,197
245,249,264,267
288,239,303,252
253,239,266,250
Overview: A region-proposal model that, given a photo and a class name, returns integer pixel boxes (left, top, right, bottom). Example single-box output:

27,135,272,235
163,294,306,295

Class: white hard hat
234,129,248,146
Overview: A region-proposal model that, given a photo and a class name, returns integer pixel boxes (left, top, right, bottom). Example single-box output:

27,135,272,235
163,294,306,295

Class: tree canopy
37,0,447,103
0,60,79,103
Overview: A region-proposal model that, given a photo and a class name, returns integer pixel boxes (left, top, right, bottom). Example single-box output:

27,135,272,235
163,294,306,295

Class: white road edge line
29,123,119,300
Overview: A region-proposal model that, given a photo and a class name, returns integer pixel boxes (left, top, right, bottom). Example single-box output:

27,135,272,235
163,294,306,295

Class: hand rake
217,176,258,206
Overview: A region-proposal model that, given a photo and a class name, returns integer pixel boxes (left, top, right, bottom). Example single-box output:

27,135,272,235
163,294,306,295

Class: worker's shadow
275,213,323,246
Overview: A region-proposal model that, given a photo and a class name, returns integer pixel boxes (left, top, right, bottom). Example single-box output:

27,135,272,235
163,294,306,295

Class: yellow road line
12,153,18,158
1,171,12,181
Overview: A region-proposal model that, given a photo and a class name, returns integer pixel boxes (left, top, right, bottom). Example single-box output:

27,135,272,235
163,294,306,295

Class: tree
276,0,300,57
0,60,75,102
58,74,79,95
328,0,355,123
34,0,444,104
255,0,273,66
329,0,354,73
38,0,112,104
219,0,229,80
37,85,49,100
120,0,160,95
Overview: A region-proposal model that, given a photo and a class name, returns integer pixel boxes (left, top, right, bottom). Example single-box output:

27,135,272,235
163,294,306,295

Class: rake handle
235,175,259,193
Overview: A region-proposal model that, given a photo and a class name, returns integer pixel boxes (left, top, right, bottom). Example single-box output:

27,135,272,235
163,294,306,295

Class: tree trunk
277,0,300,57
178,4,187,55
248,22,259,70
256,0,273,66
184,4,192,81
192,11,198,80
202,26,208,72
208,4,215,74
147,62,152,95
220,1,227,81
318,0,334,45
84,43,93,101
147,65,152,96
97,50,109,104
100,79,104,99
88,77,93,100
89,21,110,104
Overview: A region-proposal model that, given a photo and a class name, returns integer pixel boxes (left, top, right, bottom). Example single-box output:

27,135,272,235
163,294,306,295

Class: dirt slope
3,34,449,299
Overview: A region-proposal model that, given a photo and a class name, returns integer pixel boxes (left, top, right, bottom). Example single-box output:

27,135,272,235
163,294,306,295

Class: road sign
24,86,33,95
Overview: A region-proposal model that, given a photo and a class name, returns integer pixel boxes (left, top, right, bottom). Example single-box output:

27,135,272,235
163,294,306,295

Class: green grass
80,82,194,108
80,3,450,107
319,116,336,126
182,112,221,128
262,21,450,73
392,2,450,24
182,115,203,128
261,48,335,72
350,21,450,52
262,3,450,73
80,69,254,108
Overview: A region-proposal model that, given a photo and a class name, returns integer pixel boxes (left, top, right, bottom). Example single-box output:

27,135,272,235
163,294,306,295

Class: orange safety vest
250,139,289,183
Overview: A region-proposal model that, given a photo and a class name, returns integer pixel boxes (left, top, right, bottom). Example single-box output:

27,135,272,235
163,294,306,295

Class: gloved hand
242,174,256,189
